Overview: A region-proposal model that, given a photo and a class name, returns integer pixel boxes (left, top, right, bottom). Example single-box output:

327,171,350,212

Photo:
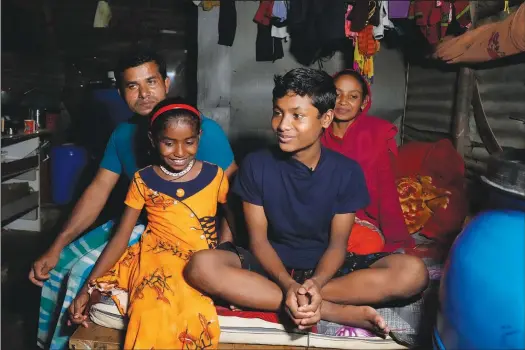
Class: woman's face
154,120,200,172
334,75,368,122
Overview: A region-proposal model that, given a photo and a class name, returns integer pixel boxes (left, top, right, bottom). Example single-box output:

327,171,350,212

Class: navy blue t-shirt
232,147,370,269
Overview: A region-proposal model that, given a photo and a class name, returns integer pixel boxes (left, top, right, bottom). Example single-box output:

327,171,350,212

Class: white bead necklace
159,159,195,180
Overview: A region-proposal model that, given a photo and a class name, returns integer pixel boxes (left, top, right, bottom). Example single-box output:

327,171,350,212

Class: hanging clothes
373,1,394,40
354,25,380,84
256,24,284,62
218,0,236,46
288,0,346,66
409,0,471,45
272,1,287,21
345,4,359,42
93,0,111,28
271,1,289,41
202,0,220,11
254,0,284,62
271,18,289,40
254,0,274,26
368,1,381,27
389,0,411,19
349,0,371,32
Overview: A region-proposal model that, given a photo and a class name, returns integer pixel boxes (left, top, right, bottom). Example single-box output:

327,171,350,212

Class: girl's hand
67,289,91,328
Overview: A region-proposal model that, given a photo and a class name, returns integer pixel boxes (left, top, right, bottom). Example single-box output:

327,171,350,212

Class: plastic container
434,210,525,349
481,149,525,211
51,144,88,205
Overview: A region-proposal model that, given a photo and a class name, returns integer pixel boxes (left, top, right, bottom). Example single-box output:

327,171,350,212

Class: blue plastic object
51,144,88,205
92,88,133,126
434,210,525,349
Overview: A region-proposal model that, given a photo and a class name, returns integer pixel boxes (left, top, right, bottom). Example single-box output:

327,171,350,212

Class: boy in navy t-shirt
186,68,428,332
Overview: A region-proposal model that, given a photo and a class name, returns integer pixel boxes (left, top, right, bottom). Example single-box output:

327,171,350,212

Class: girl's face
154,120,200,172
334,75,369,122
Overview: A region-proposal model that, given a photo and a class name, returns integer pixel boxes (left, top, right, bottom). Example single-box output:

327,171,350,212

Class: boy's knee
396,255,429,295
184,250,218,288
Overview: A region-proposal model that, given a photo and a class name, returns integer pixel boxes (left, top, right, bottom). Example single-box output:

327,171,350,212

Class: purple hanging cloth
389,0,410,19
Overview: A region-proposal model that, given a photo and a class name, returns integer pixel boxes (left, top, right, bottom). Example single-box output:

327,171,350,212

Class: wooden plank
69,322,123,350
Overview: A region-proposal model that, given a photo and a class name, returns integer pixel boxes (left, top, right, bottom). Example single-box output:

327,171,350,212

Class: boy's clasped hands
284,278,322,330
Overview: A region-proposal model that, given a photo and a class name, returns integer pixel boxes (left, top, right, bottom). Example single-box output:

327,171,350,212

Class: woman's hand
67,289,91,328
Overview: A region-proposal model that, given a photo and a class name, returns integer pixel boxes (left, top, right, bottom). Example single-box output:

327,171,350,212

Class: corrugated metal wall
403,64,459,143
403,60,525,179
466,61,525,177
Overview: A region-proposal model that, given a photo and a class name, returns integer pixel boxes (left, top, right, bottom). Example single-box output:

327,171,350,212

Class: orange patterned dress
89,163,228,349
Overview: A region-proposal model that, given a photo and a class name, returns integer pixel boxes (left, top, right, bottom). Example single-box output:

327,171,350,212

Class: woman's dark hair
272,68,336,115
332,70,369,100
134,97,201,168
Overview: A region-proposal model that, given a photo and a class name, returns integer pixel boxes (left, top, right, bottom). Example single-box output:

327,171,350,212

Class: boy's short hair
115,47,167,90
272,68,336,116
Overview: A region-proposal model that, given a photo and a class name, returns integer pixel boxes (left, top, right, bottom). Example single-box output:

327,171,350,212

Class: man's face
120,61,170,116
271,92,333,153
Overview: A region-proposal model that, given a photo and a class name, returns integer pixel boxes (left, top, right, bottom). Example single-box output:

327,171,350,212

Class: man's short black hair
115,47,167,89
272,68,336,115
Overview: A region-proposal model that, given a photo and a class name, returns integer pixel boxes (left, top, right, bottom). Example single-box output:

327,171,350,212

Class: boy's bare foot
230,305,243,311
322,303,390,335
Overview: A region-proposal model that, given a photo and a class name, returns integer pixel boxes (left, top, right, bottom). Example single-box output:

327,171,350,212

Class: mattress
90,302,405,349
218,315,406,349
89,259,441,349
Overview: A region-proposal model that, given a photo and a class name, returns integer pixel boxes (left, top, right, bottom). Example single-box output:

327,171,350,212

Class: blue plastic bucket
435,210,525,349
51,144,88,205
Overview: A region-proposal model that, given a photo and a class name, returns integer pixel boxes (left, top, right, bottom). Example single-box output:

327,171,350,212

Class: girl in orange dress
67,98,230,349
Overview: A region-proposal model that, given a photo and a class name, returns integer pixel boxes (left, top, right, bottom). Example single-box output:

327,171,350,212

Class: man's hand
29,250,60,287
284,282,319,329
67,289,91,328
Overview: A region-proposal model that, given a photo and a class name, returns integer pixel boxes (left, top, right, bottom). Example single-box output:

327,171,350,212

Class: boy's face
271,93,333,153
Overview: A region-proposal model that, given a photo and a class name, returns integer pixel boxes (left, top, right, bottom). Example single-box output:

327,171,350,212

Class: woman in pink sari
321,70,414,254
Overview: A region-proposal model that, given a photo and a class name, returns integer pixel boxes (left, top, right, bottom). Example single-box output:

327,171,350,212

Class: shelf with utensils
1,134,45,232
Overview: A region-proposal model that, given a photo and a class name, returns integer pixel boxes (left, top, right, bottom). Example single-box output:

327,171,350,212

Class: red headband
150,104,201,125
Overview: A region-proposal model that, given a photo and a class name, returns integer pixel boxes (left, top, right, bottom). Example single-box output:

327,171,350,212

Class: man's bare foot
322,303,390,335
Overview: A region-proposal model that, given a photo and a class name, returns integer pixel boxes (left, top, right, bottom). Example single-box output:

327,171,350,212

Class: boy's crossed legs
184,245,429,333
